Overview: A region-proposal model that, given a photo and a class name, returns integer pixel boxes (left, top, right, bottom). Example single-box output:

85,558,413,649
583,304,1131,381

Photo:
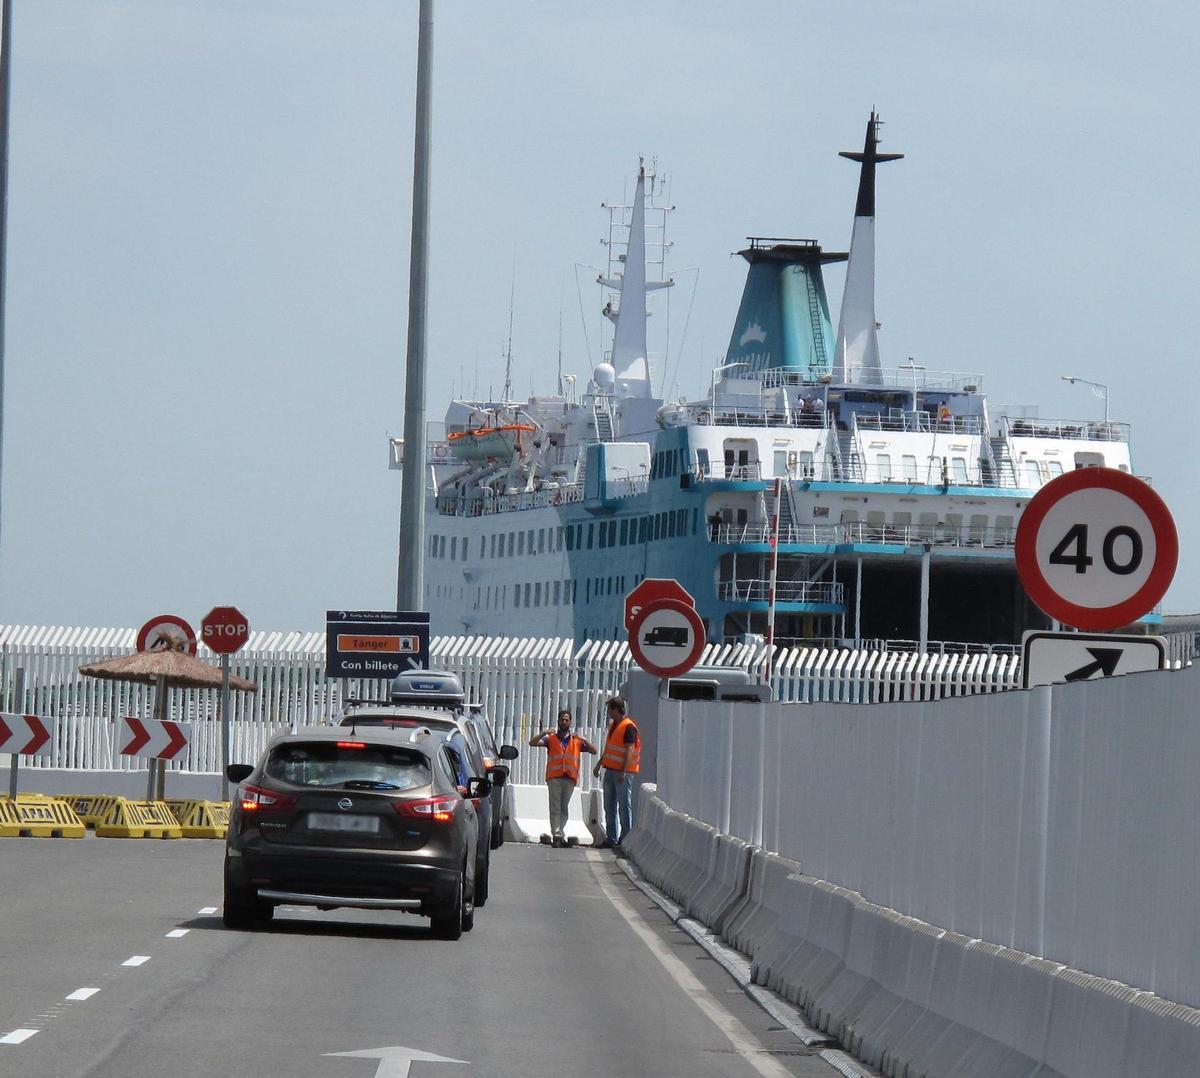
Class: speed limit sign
1015,468,1178,631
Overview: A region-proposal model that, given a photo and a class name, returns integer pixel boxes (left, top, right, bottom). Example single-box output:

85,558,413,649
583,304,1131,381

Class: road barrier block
164,799,229,839
0,794,86,838
58,794,124,830
94,799,183,839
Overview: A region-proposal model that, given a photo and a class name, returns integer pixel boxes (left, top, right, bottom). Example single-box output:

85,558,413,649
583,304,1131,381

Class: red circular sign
201,606,251,654
628,597,706,678
1015,468,1177,631
136,614,197,655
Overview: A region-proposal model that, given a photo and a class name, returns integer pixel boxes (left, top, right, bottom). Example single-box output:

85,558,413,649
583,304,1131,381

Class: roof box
389,670,466,709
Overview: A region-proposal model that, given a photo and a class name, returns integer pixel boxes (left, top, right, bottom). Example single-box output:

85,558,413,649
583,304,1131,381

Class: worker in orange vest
593,696,640,849
528,708,598,847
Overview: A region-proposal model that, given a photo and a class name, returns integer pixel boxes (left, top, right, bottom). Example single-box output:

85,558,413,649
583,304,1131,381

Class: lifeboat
447,423,536,462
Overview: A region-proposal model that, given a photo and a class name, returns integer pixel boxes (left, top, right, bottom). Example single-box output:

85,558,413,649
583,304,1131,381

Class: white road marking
65,988,100,1002
165,929,190,938
0,1029,39,1045
585,852,793,1078
198,906,217,915
121,955,151,967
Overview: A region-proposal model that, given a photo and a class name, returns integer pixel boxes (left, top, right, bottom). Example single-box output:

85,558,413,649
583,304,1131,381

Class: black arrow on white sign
1063,647,1123,682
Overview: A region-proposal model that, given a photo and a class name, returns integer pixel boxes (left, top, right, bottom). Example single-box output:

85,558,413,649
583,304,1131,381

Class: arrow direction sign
324,1045,467,1078
118,717,192,761
0,714,53,757
1021,631,1167,689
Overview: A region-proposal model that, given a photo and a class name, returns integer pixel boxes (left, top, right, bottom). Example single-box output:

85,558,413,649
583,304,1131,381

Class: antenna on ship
503,267,516,403
556,278,565,397
832,110,904,386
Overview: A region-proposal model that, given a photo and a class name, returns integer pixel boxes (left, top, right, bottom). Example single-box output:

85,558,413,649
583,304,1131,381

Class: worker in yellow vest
528,708,598,847
592,696,640,849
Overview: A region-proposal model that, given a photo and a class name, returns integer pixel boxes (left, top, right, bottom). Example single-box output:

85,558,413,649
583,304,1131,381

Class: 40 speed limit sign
1015,468,1178,631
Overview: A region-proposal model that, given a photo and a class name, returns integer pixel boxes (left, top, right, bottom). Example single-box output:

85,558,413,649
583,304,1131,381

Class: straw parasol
79,648,258,692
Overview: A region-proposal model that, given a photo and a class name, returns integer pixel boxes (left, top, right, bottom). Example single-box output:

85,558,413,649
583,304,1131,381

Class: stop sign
201,606,250,655
624,578,695,632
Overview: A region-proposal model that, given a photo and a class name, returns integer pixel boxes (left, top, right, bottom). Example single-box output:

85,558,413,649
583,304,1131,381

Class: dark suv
223,726,488,939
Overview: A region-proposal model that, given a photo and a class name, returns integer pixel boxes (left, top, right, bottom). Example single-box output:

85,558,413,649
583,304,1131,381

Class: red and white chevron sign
118,717,191,761
0,713,52,757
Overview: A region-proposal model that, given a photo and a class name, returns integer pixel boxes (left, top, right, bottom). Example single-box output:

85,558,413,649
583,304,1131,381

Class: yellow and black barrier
94,799,183,839
0,794,86,838
58,794,124,830
164,799,230,839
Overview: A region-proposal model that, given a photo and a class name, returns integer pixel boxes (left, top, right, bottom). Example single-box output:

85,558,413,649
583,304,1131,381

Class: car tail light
395,795,458,823
336,741,366,749
238,784,297,813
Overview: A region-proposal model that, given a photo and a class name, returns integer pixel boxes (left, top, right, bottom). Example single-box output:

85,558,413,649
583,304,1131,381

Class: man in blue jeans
592,696,640,849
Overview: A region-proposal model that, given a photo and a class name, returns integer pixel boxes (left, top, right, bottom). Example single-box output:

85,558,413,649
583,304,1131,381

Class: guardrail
710,522,1018,549
717,579,844,604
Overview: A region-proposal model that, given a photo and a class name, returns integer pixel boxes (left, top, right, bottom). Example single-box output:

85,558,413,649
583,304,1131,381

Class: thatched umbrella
80,642,258,800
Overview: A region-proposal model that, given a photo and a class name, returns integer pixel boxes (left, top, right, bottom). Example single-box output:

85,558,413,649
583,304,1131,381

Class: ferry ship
404,115,1135,649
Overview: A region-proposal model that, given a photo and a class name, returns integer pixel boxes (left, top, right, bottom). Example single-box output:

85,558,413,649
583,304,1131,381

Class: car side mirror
486,766,508,787
498,744,519,761
226,763,253,783
467,776,492,799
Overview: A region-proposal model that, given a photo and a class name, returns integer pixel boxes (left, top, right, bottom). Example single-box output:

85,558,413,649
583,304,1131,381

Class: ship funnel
832,111,904,385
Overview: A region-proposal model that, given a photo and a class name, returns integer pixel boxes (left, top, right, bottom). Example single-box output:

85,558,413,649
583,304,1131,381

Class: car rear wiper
341,780,401,790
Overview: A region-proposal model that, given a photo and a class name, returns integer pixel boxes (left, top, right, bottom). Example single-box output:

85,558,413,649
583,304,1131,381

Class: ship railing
718,579,845,604
682,404,829,429
1001,416,1130,442
604,474,650,498
759,367,983,392
855,410,983,436
710,521,1018,549
435,484,584,517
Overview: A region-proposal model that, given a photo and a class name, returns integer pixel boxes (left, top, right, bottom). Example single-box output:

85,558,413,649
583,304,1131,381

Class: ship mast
832,111,903,385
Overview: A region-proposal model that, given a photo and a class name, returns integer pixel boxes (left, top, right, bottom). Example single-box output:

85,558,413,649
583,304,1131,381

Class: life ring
698,410,712,424
432,443,448,461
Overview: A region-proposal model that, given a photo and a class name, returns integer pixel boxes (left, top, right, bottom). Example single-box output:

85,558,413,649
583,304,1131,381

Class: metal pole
0,0,14,561
219,654,231,803
396,0,434,611
764,477,782,684
918,546,931,654
854,557,862,645
8,666,23,799
147,674,165,802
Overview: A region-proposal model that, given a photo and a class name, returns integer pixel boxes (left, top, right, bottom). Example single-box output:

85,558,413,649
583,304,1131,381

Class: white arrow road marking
324,1046,467,1078
165,929,190,938
0,1029,39,1045
121,955,151,967
65,988,100,1001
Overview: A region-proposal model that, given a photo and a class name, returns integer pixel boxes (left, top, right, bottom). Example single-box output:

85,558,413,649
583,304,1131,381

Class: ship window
565,527,575,551
944,513,964,540
523,582,531,607
697,449,710,476
951,457,968,483
450,537,458,560
513,586,521,609
517,532,525,556
479,536,485,559
1047,460,1064,477
599,523,608,548
994,515,1014,544
875,454,892,481
556,526,564,548
901,455,918,482
668,512,677,538
585,580,590,602
538,529,546,553
1024,460,1042,486
619,519,629,545
652,515,660,541
534,582,542,607
507,532,515,556
587,523,594,549
527,529,534,552
553,580,561,605
799,451,815,479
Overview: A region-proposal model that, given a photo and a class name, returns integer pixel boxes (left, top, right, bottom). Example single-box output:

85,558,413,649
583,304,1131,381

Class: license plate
308,812,380,833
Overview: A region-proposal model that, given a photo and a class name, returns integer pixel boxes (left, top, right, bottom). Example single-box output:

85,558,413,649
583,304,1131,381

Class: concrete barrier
502,783,594,845
686,832,753,937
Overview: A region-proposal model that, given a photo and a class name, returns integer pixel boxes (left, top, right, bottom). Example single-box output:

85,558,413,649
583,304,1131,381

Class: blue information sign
324,610,430,679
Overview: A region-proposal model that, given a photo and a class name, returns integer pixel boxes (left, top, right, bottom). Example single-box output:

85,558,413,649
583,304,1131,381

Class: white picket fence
0,622,1134,787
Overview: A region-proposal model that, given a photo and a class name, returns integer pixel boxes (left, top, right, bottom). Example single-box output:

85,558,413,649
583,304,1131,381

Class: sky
0,0,1197,634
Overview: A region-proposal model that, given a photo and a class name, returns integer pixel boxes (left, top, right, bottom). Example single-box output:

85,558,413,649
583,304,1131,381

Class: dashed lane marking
65,989,100,1002
0,1029,39,1045
121,956,151,967
166,929,190,938
585,851,793,1078
198,907,217,915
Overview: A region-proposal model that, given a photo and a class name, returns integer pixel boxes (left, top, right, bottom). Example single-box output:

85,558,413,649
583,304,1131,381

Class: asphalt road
0,837,853,1078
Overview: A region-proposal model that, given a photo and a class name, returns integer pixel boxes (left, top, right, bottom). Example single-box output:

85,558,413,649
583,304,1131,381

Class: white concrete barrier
503,783,594,845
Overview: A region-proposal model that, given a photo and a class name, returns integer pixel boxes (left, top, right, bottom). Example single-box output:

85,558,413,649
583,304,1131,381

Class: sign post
202,606,250,803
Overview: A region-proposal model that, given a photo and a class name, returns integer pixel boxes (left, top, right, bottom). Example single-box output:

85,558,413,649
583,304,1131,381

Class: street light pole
0,1,14,562
396,0,434,612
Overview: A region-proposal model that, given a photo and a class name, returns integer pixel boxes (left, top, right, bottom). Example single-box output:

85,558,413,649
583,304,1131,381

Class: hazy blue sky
0,0,1196,633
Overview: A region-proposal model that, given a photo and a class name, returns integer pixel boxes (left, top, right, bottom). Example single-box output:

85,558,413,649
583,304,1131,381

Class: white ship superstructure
405,118,1140,649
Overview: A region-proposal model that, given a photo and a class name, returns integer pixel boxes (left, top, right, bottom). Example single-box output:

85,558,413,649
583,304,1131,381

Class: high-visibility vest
602,716,640,773
545,734,582,782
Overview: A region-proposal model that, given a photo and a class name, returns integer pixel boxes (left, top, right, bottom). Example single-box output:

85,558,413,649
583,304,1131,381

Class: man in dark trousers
528,708,597,847
593,696,640,849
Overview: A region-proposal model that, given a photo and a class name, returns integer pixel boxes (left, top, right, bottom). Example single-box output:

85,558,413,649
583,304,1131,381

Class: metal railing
855,411,983,435
710,522,1018,549
435,484,584,517
1002,416,1130,443
684,405,828,429
759,367,984,392
718,579,845,604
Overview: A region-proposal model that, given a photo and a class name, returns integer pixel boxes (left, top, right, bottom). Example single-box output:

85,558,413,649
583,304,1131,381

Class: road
0,838,852,1078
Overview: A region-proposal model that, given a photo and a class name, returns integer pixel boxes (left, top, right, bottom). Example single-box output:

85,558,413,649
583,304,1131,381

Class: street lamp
1060,375,1109,423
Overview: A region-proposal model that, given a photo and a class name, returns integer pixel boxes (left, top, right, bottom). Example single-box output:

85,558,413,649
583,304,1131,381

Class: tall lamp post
0,1,13,562
396,0,434,611
1061,374,1109,423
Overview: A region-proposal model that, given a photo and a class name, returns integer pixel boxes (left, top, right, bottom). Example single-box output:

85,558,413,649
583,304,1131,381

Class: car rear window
265,742,431,791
